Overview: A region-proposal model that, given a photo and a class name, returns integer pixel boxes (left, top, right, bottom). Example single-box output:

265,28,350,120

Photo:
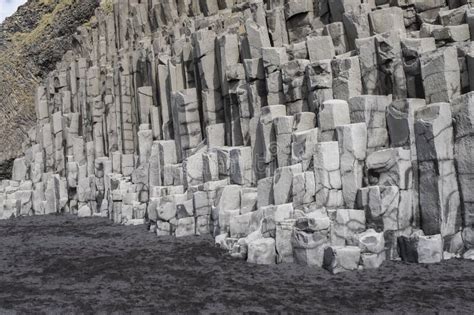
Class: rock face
0,0,100,165
1,0,474,272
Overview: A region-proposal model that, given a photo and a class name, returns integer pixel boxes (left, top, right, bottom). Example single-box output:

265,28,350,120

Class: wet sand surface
0,215,472,314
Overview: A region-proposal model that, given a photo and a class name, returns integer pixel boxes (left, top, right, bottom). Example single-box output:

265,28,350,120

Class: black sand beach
0,215,472,314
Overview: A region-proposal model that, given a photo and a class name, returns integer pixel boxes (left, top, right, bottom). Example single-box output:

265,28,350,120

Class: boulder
323,246,361,274
77,205,92,218
360,252,385,269
332,209,366,245
276,220,296,263
292,229,329,267
247,238,276,265
175,217,196,237
356,229,385,254
398,234,443,263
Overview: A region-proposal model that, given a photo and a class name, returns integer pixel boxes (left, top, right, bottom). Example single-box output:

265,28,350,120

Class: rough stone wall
0,0,100,165
2,0,474,272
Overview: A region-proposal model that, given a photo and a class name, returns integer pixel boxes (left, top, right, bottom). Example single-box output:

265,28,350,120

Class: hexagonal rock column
305,60,334,114
254,105,287,179
415,102,462,238
398,234,443,264
171,88,203,161
336,123,367,208
313,141,343,209
387,99,427,226
331,56,362,101
318,99,350,142
452,92,474,228
349,95,391,154
420,46,460,104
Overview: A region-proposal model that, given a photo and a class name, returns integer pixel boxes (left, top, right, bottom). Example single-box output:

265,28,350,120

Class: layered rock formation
2,0,474,272
0,0,100,172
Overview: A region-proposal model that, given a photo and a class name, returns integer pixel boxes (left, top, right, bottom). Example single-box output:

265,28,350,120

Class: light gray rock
463,249,474,260
230,212,253,238
331,56,362,101
360,252,385,269
420,46,460,103
257,177,274,208
366,148,412,189
318,100,350,141
247,238,276,265
254,105,287,179
306,36,335,62
432,25,470,42
349,95,391,152
305,60,333,113
332,209,366,245
323,246,361,274
292,229,328,266
357,185,400,232
336,123,367,208
314,141,343,208
175,217,196,237
452,93,474,226
401,38,436,98
369,7,406,36
274,115,294,167
342,4,371,50
230,147,253,186
398,234,444,263
323,22,349,55
415,103,461,237
12,158,28,182
328,0,361,23
291,128,318,170
276,219,296,263
356,228,385,254
78,204,92,217
292,171,316,207
273,164,303,205
240,188,258,214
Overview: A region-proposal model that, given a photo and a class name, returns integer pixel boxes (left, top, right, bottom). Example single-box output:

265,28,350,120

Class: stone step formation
2,0,474,273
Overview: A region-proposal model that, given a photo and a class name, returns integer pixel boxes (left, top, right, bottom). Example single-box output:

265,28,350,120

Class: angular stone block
247,238,276,265
257,177,274,208
306,36,335,62
369,7,405,35
332,209,366,245
175,217,196,237
415,103,461,237
398,234,443,264
318,99,350,141
323,246,361,274
331,56,362,101
357,186,400,232
356,228,385,254
349,95,391,151
336,123,367,208
276,219,296,263
366,148,412,190
420,46,460,103
291,128,318,170
273,164,303,205
292,229,328,267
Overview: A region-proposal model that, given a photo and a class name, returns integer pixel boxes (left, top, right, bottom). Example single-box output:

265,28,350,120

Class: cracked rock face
2,0,474,273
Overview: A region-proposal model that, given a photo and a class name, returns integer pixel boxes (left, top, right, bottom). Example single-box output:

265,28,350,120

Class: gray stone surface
1,0,473,274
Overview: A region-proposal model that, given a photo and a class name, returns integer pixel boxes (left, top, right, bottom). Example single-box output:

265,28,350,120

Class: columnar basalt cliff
0,0,100,168
2,0,474,273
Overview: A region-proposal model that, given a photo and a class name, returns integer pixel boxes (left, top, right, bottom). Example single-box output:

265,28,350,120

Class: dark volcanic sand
0,215,473,314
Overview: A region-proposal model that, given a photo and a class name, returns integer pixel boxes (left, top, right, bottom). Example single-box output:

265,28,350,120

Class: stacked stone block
2,0,474,273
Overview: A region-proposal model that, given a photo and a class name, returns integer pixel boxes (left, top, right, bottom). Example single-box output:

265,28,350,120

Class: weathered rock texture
0,0,100,170
2,0,474,273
